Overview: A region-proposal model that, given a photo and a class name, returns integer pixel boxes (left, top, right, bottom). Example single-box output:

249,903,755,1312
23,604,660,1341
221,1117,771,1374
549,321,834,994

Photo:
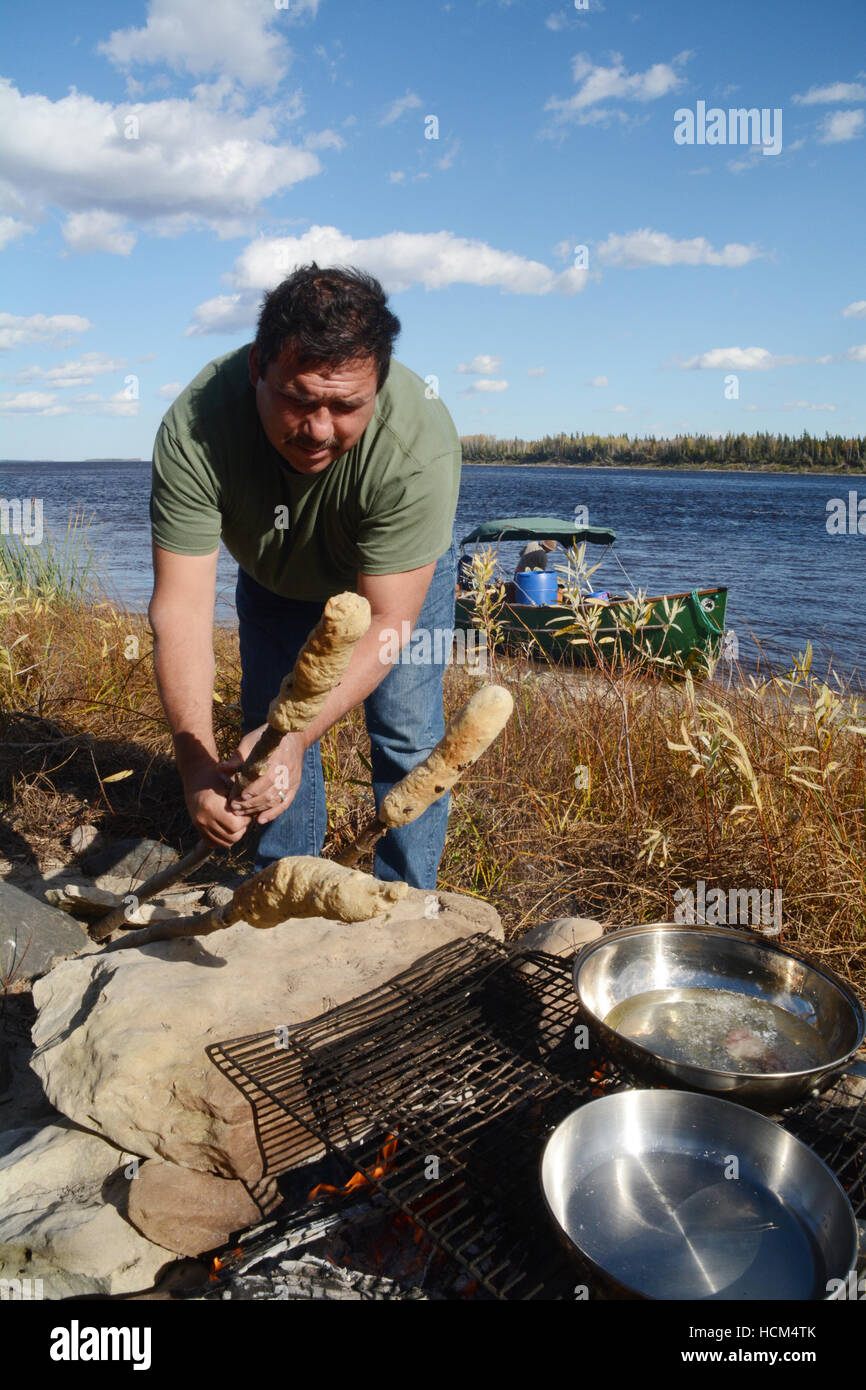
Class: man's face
249,343,379,475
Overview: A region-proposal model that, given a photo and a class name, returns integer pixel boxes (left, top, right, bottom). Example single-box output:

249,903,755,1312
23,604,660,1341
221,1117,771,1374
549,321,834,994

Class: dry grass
2,578,865,991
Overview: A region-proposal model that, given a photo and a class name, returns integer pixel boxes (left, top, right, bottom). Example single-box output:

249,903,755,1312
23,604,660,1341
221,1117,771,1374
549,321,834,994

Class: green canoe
454,516,728,673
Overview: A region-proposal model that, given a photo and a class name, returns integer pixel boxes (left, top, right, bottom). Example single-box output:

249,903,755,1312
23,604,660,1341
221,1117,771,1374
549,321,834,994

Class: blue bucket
514,570,558,606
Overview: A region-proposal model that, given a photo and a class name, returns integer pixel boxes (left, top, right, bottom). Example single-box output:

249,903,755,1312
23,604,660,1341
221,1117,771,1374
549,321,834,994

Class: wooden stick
91,594,371,940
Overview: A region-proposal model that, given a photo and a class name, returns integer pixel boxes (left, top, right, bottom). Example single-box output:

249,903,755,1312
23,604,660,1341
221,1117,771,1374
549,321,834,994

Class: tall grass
0,507,101,604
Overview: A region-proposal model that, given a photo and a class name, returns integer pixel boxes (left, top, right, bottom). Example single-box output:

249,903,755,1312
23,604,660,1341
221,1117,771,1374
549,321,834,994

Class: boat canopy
459,516,616,547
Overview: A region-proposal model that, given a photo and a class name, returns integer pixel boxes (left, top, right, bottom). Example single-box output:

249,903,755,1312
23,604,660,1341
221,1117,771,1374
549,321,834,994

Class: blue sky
1,0,864,459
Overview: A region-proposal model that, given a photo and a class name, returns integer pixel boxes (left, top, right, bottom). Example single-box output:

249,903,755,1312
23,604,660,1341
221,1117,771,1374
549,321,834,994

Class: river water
1,460,862,683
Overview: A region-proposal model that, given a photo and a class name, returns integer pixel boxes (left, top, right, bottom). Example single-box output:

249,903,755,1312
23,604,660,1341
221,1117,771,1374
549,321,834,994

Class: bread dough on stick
268,592,372,734
380,684,514,826
337,684,514,866
101,856,408,951
222,856,408,928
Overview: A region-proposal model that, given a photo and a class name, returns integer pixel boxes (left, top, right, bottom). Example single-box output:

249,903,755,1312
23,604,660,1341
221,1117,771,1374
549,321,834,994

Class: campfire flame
308,1132,398,1201
209,1246,243,1281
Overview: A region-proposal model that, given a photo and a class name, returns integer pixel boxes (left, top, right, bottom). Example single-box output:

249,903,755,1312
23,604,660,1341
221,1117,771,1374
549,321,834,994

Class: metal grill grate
207,933,866,1301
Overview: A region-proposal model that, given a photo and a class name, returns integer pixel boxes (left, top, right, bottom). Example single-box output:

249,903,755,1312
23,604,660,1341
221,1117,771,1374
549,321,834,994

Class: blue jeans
235,539,458,889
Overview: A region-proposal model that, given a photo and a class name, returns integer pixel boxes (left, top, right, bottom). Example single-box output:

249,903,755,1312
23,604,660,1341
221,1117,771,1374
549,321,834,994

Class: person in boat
515,538,557,573
148,264,461,890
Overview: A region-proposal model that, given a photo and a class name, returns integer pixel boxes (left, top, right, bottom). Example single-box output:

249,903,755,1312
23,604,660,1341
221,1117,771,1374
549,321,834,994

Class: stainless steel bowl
541,1089,860,1300
573,923,866,1110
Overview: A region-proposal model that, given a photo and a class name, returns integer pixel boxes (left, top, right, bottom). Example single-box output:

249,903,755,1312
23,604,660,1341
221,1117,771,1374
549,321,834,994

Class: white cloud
459,378,509,396
843,344,866,362
98,0,301,89
380,92,423,126
159,381,183,399
546,51,688,125
606,403,629,413
781,400,836,411
186,225,591,331
456,354,504,375
184,293,253,337
0,391,59,413
818,109,865,143
597,228,760,268
680,346,806,370
0,79,322,241
0,387,139,417
437,138,461,171
586,374,609,386
545,11,567,30
793,81,866,105
0,216,31,251
0,313,92,350
726,137,806,175
842,300,866,318
527,366,548,376
16,353,127,387
389,171,406,183
303,129,345,151
62,211,137,256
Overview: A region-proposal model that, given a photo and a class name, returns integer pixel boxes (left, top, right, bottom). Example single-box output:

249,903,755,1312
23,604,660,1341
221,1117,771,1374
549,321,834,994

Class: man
515,538,557,572
148,264,461,889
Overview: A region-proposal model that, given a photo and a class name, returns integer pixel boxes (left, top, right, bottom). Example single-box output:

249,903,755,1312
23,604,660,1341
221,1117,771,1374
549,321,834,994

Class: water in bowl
603,987,831,1073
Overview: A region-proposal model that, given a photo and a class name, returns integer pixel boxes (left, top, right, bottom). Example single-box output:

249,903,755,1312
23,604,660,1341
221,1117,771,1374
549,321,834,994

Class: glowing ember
209,1246,243,1281
308,1133,398,1201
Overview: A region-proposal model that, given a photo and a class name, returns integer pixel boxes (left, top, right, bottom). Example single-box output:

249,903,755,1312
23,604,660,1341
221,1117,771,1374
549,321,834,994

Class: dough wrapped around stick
338,684,514,866
222,856,408,929
101,857,408,951
267,592,372,735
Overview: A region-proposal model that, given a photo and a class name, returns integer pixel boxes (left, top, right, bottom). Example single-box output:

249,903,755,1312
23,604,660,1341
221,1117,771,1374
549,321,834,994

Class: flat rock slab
0,879,91,985
0,1123,176,1298
31,888,502,1183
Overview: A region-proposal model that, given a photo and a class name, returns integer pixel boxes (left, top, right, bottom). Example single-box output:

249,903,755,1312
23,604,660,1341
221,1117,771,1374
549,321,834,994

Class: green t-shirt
149,345,462,601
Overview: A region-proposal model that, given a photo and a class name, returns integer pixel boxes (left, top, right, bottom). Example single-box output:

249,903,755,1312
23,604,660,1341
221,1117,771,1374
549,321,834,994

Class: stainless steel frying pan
573,923,866,1110
541,1089,860,1300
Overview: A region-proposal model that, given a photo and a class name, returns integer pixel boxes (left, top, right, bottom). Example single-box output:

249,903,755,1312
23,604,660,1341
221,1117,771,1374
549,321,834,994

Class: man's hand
182,759,251,849
221,726,306,825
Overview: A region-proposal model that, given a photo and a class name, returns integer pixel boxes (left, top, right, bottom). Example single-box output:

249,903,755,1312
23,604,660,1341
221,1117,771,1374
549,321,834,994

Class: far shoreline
463,460,866,477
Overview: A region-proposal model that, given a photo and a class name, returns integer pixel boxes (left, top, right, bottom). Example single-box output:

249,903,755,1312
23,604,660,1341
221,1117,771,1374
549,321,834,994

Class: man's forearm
151,619,218,777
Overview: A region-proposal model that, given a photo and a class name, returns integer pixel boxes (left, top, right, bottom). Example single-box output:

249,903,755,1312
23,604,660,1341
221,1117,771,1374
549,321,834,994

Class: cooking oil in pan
603,987,831,1073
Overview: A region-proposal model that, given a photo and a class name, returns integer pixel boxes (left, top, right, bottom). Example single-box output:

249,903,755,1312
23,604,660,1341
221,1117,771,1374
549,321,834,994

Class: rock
127,1159,281,1257
518,916,604,958
0,1123,177,1298
203,884,237,910
43,882,195,925
31,887,502,1182
70,825,101,857
0,879,92,985
81,838,179,886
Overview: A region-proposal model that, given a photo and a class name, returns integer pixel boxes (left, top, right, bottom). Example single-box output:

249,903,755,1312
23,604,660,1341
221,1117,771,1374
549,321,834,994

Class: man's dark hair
254,263,401,393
